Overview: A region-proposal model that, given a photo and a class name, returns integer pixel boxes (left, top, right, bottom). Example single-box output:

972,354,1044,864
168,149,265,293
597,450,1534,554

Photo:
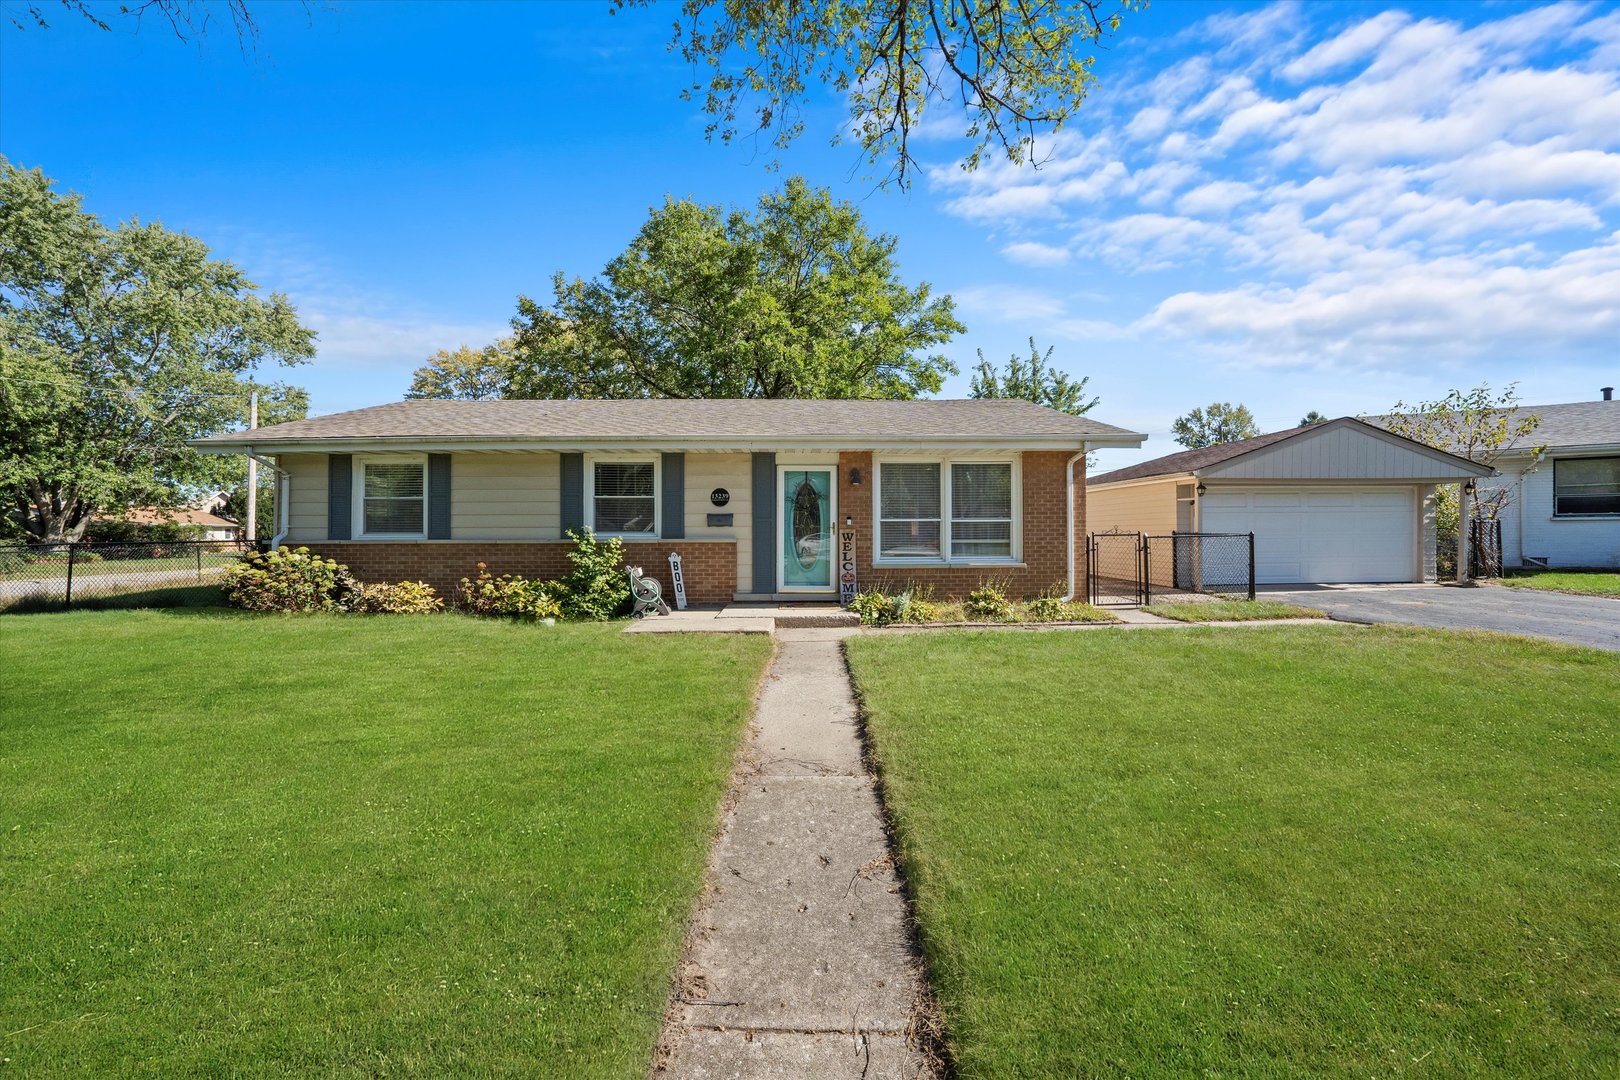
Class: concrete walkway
656,627,934,1079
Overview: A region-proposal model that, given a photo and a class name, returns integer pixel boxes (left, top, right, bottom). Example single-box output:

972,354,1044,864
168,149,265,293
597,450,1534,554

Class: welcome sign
838,529,857,607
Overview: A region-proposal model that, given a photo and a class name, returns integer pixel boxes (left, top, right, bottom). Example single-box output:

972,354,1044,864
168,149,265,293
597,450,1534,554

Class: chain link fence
0,540,252,613
1469,518,1504,579
1088,531,1256,606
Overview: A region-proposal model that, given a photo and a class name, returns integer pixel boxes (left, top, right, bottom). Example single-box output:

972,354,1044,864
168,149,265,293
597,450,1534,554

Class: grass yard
0,610,771,1078
846,626,1619,1078
1142,598,1327,622
1500,569,1620,597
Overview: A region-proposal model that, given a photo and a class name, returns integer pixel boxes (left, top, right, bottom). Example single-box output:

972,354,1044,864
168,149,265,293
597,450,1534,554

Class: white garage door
1200,487,1417,584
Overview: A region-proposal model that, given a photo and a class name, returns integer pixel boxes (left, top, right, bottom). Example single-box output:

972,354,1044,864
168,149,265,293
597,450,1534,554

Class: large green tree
969,336,1096,415
622,0,1139,186
0,161,315,542
406,339,518,401
509,177,962,400
1170,402,1260,449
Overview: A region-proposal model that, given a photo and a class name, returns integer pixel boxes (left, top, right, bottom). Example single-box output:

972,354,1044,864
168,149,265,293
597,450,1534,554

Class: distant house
1460,392,1619,570
191,398,1147,603
95,506,244,543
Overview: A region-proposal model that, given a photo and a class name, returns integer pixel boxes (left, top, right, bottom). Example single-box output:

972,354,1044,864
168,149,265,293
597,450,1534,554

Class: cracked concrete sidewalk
654,627,936,1080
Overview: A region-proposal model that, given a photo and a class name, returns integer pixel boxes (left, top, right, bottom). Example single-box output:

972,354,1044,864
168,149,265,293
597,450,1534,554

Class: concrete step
720,604,861,629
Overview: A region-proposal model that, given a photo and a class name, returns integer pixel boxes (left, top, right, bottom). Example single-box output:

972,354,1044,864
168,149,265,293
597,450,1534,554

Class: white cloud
952,285,1070,322
305,310,511,371
926,0,1620,374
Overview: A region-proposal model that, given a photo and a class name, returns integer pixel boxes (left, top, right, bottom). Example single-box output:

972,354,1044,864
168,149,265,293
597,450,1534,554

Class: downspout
1061,446,1087,601
246,449,290,549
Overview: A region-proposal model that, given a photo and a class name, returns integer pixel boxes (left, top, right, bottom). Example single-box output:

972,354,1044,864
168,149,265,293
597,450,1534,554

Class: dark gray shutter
427,454,452,539
328,454,352,540
661,452,685,539
751,452,775,593
560,453,584,535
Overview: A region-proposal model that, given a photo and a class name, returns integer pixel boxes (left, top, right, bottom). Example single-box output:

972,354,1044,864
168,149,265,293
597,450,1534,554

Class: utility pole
246,390,258,543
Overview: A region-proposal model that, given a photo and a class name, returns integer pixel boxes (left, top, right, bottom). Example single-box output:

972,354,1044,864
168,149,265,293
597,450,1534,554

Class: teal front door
781,469,834,590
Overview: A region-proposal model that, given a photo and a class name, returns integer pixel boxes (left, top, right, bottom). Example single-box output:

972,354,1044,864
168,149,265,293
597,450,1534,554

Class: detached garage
1087,418,1491,585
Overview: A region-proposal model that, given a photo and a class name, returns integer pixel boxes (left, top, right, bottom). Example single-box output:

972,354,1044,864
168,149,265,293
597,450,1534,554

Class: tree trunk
20,481,93,544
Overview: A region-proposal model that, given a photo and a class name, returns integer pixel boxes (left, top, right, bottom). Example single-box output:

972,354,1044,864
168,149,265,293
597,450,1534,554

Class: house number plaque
710,488,730,507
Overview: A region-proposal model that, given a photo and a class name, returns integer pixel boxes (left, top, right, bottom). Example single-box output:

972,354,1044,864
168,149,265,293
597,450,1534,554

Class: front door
780,468,835,591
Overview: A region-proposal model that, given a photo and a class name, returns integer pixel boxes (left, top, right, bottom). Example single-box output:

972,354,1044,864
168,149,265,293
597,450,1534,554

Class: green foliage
1171,402,1261,449
969,337,1098,415
0,160,315,542
81,519,206,544
849,589,897,627
458,563,564,620
619,0,1138,186
222,546,359,613
965,585,1013,621
510,178,961,400
406,339,518,400
553,529,632,621
353,580,444,615
1383,383,1543,523
1299,410,1328,426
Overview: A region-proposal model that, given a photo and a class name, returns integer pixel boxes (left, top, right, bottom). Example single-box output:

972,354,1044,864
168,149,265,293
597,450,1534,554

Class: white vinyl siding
451,452,559,539
684,453,752,591
281,453,328,541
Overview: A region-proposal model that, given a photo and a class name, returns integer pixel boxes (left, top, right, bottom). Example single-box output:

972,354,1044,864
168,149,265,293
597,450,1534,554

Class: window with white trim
950,462,1013,558
361,460,425,536
877,459,1019,563
593,460,656,534
878,462,942,558
1554,456,1620,516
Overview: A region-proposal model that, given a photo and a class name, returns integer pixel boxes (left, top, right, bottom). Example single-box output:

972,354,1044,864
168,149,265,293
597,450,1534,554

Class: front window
950,463,1013,558
878,462,941,558
593,461,656,533
1554,457,1620,516
362,461,425,535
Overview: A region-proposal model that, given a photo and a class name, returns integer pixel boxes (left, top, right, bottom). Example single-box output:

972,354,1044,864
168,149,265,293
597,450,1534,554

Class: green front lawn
1500,569,1620,597
1143,598,1327,622
847,627,1619,1078
0,611,771,1078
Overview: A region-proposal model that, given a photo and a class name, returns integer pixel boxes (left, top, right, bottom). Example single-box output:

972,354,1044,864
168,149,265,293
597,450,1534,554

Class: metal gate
1469,518,1503,579
1087,530,1146,606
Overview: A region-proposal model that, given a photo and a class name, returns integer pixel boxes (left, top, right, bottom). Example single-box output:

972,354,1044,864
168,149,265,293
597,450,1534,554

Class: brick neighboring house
193,399,1146,604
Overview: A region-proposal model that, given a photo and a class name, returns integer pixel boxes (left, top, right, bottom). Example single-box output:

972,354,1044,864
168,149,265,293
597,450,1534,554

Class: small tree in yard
1382,383,1544,578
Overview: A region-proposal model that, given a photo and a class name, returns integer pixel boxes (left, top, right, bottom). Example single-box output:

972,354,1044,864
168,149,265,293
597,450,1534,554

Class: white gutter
1061,446,1087,602
246,449,290,549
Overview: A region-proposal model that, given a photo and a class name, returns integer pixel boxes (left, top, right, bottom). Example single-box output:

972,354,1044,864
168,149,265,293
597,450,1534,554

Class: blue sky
3,0,1617,470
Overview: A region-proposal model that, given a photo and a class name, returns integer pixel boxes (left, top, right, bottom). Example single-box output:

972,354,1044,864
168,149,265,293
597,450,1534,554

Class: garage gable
1200,419,1488,483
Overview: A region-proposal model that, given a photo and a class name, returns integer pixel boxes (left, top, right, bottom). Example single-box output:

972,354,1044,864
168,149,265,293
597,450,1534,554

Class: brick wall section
837,450,1086,599
306,540,738,604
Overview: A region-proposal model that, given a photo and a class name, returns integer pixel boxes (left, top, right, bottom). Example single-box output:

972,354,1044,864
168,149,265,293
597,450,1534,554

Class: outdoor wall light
1464,479,1477,495
850,467,862,486
845,515,853,527
1195,481,1207,497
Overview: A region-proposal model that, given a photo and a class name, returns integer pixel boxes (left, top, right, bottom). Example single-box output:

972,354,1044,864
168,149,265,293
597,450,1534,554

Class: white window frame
872,454,1022,567
353,453,430,540
584,453,661,538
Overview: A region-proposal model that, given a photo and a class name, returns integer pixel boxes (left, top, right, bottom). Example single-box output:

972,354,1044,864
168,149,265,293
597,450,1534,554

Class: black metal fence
0,540,252,612
1088,531,1256,606
1469,517,1504,579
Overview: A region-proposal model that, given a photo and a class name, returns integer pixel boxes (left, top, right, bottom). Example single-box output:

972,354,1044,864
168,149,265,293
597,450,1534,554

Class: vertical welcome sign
667,552,687,610
838,528,857,607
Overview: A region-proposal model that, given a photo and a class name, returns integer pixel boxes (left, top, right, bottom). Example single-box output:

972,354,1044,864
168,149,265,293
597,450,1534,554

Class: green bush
354,580,444,614
458,564,563,620
552,529,631,621
84,519,208,544
965,585,1014,622
849,590,896,627
222,546,359,613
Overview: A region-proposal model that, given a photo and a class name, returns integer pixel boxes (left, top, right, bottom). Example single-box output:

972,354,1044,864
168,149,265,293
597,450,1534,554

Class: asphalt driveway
1262,583,1620,651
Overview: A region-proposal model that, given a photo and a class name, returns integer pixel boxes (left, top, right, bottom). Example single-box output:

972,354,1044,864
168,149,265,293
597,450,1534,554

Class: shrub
551,529,631,621
1023,595,1068,621
85,520,207,544
354,580,443,614
849,590,896,626
458,564,563,620
222,546,359,613
965,585,1013,621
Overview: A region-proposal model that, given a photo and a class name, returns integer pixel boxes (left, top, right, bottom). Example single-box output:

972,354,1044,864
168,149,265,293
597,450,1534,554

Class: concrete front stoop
654,628,937,1080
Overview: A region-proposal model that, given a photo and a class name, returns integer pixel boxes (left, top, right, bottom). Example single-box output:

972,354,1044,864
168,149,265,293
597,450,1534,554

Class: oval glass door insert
792,478,823,570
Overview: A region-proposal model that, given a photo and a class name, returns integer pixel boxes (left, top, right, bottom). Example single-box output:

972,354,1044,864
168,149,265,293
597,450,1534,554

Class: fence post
1141,534,1151,605
1248,532,1256,601
196,542,203,581
65,542,76,610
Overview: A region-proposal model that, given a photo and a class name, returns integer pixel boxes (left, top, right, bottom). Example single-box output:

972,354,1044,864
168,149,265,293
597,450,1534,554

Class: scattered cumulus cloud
928,1,1620,373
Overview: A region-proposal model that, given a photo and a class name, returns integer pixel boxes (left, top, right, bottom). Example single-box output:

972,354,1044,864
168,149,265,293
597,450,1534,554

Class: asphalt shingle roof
1088,424,1318,485
195,398,1144,445
1364,400,1620,452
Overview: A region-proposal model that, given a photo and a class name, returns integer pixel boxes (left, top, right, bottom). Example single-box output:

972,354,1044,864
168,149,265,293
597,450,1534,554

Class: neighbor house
1087,417,1492,585
91,505,244,542
1373,391,1619,570
193,399,1146,603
